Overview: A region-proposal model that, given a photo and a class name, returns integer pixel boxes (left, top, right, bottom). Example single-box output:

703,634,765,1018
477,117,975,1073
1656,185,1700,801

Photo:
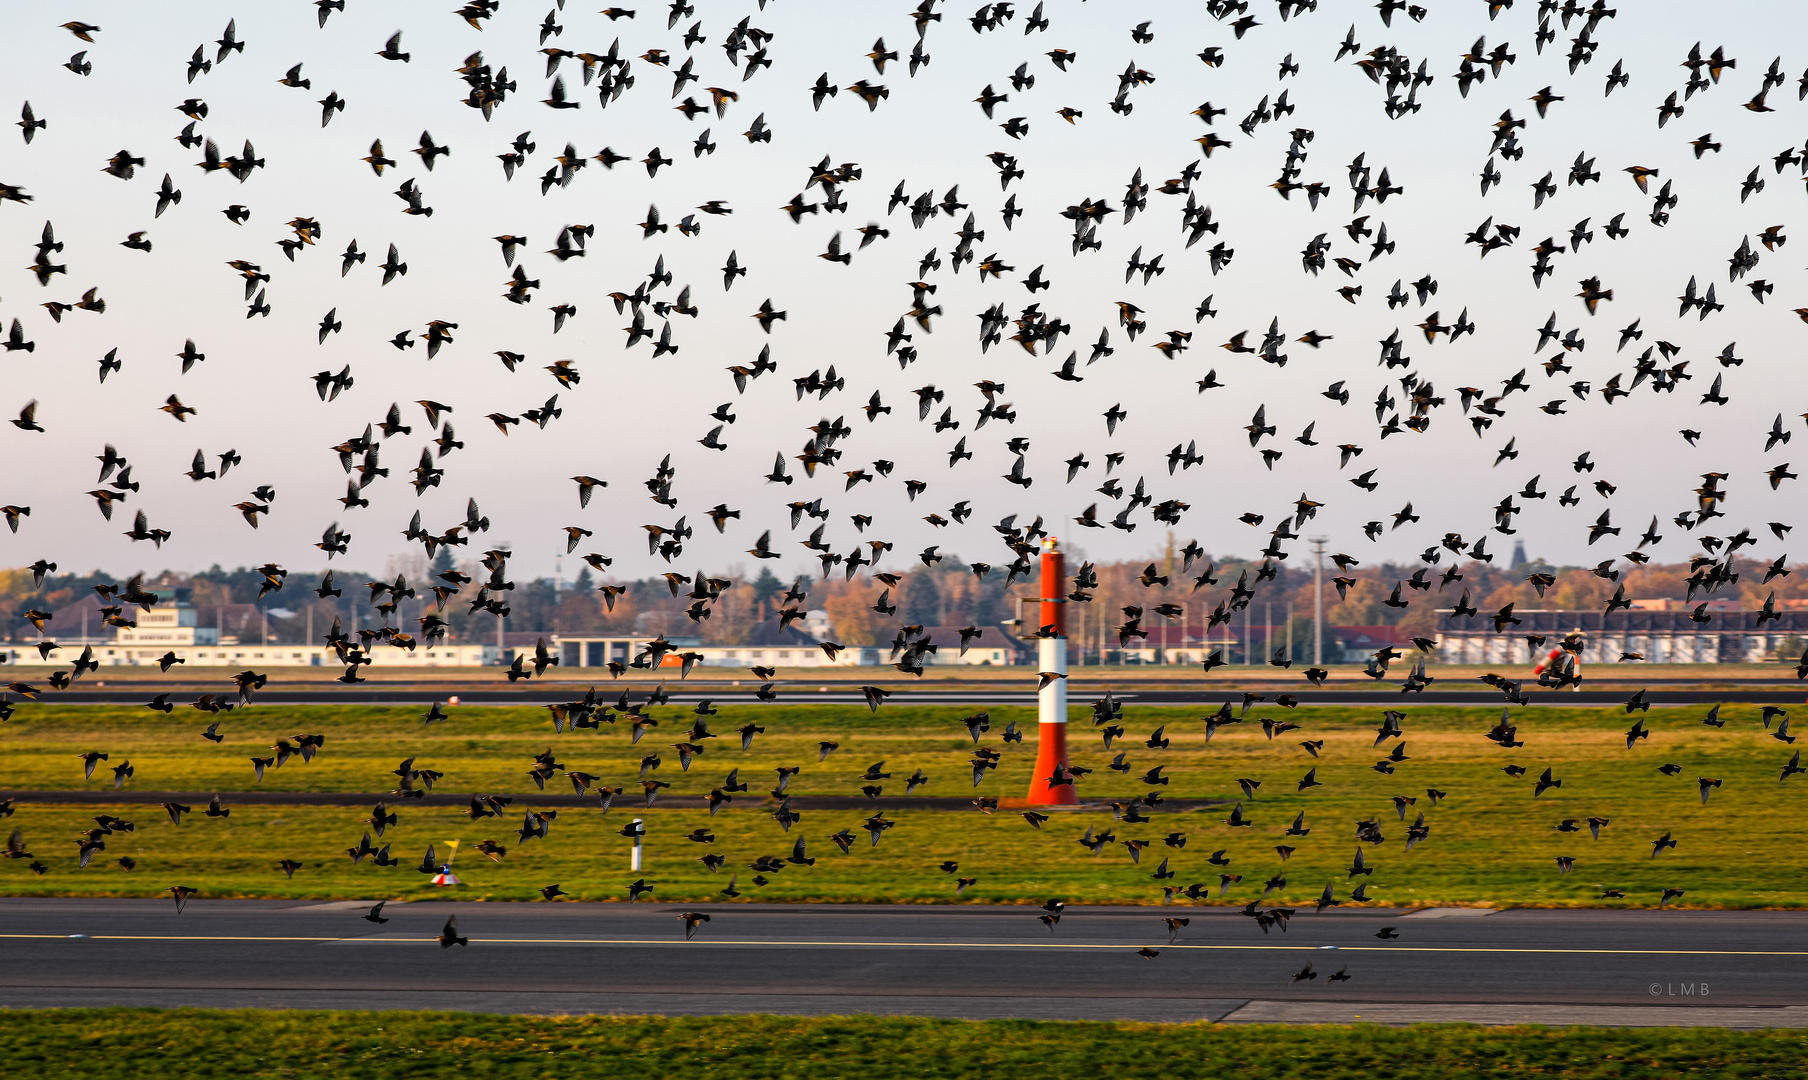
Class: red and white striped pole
1026,536,1077,805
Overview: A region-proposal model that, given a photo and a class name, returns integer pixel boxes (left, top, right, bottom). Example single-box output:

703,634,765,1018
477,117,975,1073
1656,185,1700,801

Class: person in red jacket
1533,630,1583,686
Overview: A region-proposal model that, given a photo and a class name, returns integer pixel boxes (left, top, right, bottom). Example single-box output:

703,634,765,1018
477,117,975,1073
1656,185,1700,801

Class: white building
2,599,495,667
547,624,1024,669
113,603,220,650
1435,608,1808,664
3,639,498,668
548,635,848,669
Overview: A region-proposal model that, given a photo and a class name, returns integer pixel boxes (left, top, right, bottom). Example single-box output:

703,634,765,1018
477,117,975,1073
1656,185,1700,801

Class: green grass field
2,703,1804,907
4,1010,1807,1080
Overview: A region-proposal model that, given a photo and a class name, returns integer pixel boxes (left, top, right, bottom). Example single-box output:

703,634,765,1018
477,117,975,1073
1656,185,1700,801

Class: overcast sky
3,0,1807,587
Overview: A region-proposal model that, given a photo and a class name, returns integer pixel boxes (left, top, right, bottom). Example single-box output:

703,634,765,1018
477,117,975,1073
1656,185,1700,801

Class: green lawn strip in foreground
2,704,1802,907
5,1010,1808,1080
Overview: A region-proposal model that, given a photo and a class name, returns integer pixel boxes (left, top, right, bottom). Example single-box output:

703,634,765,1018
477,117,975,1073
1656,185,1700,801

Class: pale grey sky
2,0,1806,584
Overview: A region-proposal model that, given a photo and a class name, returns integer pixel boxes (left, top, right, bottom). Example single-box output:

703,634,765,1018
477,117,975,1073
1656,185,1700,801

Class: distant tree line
0,536,1789,652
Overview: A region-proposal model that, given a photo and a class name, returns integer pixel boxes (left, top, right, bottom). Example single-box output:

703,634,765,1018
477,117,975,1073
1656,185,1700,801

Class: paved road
3,899,1805,1025
18,687,1808,707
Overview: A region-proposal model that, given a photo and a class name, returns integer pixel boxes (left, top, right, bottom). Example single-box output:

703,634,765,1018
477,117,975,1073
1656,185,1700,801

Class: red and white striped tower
1026,536,1077,805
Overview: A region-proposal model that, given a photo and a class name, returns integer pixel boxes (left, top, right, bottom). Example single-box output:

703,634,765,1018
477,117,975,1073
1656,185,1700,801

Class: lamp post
1311,537,1326,667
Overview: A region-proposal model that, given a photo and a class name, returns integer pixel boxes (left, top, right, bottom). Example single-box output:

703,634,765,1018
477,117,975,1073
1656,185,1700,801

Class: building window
723,651,737,659
750,651,764,659
778,651,792,659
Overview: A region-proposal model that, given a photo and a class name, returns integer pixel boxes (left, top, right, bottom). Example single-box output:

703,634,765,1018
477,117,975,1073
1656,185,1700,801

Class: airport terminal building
0,596,1030,669
6,592,1796,669
1434,606,1808,664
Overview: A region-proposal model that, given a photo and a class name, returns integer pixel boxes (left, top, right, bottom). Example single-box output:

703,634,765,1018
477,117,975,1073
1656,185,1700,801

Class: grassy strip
3,1010,1808,1079
2,702,1797,796
2,702,1804,906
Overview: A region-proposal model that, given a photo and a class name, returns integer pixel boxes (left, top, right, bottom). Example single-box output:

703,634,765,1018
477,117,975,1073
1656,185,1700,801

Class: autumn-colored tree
821,578,883,645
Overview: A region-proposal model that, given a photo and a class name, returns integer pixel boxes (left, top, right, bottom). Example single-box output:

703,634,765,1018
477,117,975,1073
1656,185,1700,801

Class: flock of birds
3,0,1804,640
2,674,1775,971
3,0,1807,972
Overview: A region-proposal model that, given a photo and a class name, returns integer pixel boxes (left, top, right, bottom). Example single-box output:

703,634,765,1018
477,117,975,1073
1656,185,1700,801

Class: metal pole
630,818,643,871
1265,601,1272,665
1312,538,1326,667
1076,597,1085,667
1096,587,1105,666
1243,601,1251,666
1026,537,1075,805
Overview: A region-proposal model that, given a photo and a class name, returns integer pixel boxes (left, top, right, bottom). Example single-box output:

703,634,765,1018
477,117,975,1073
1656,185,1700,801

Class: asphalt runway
4,898,1807,1026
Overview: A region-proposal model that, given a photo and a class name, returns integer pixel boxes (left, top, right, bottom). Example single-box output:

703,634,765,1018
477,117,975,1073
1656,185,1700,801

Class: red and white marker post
1026,537,1077,805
